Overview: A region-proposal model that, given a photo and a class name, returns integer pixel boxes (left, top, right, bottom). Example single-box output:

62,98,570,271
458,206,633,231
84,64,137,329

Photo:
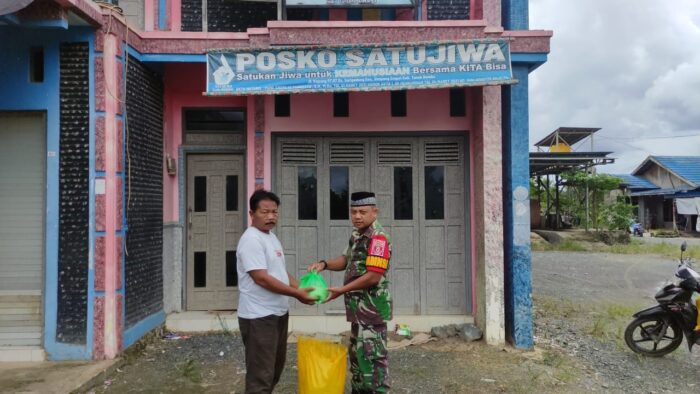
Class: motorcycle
629,221,644,237
624,242,700,357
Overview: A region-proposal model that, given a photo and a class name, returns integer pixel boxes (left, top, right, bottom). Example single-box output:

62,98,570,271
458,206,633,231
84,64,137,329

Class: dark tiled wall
207,0,275,32
181,0,203,31
428,0,470,20
124,56,164,328
57,42,90,345
182,0,278,32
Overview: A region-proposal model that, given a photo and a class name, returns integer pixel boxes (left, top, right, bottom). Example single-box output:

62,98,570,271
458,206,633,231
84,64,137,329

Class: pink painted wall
266,89,470,132
144,0,155,31
263,88,481,315
171,0,182,32
162,63,246,222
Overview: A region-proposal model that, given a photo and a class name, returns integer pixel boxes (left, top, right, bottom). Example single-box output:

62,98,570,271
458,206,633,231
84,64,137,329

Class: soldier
308,191,392,394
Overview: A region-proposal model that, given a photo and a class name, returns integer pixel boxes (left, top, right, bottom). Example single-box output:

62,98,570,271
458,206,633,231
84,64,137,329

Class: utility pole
585,171,589,232
555,175,560,230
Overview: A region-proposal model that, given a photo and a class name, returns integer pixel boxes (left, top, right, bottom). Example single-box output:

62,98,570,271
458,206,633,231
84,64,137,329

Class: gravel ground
78,331,591,394
534,251,700,394
77,250,700,393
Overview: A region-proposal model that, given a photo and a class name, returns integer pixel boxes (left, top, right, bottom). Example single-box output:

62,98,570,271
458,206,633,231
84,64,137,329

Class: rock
533,230,563,244
458,323,482,342
446,324,458,337
431,325,449,339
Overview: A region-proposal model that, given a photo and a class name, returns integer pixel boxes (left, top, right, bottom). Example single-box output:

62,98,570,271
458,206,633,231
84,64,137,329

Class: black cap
350,191,376,206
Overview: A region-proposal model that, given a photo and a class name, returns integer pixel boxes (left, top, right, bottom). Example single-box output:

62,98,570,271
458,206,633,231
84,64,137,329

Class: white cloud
528,0,700,173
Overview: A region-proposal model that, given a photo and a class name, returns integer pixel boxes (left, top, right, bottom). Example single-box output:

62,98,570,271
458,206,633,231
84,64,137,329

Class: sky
528,0,700,174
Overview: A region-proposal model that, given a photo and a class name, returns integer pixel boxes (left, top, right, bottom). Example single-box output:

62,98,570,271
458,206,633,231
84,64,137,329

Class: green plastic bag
299,270,329,304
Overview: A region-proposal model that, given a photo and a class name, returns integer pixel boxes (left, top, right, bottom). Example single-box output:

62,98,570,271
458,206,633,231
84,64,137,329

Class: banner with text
286,0,414,7
206,40,515,95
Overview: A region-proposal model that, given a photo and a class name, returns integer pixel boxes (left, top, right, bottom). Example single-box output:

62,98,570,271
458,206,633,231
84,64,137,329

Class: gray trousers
238,313,289,394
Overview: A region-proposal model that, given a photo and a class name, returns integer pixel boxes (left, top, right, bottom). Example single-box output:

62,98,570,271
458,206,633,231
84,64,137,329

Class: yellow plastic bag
297,336,347,394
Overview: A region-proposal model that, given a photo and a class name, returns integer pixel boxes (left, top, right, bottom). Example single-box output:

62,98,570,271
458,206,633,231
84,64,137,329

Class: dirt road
533,251,700,393
532,251,679,304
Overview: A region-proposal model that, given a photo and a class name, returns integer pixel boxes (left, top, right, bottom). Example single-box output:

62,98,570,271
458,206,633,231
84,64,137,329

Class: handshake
294,261,342,305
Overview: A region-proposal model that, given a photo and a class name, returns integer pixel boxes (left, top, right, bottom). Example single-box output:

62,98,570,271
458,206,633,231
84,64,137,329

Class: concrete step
0,346,45,362
166,311,474,334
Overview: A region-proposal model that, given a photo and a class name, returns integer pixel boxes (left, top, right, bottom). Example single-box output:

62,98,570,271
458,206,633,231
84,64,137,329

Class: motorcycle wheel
624,316,683,357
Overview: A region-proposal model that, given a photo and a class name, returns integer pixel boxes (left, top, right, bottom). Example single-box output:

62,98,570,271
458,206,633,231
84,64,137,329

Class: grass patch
587,303,639,348
537,295,639,350
534,237,700,260
532,239,590,253
534,296,585,318
607,241,700,259
542,349,565,368
177,359,202,384
540,349,578,384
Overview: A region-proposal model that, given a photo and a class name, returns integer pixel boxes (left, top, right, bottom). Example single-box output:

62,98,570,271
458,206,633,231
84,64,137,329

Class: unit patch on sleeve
366,235,390,272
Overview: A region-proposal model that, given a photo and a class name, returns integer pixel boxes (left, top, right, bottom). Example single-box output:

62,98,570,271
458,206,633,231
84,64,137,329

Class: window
391,90,407,117
333,92,349,117
226,251,238,287
194,252,206,287
425,166,445,219
184,109,245,132
663,199,674,222
394,167,413,220
330,167,349,220
194,176,207,212
275,94,290,117
449,88,466,117
29,47,44,83
298,167,317,220
226,176,238,211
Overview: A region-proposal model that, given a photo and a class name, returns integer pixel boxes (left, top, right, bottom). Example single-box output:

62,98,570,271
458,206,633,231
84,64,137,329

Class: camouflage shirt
343,220,392,325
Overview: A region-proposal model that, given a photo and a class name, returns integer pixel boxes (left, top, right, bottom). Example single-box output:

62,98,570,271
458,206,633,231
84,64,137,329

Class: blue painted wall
0,26,96,360
502,64,533,348
502,0,535,349
503,0,529,30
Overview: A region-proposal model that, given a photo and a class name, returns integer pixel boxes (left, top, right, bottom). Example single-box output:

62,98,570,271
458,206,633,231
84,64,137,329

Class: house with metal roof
621,156,700,232
611,174,659,192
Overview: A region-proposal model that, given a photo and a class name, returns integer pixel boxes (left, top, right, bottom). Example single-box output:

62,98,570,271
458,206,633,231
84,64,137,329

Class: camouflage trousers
349,322,390,394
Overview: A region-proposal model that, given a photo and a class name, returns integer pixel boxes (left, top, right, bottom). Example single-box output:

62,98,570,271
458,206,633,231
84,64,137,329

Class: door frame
0,110,47,346
271,131,472,314
178,146,246,311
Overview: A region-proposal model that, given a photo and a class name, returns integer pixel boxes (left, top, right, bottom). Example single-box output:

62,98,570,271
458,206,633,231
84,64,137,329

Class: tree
559,170,625,230
599,200,636,231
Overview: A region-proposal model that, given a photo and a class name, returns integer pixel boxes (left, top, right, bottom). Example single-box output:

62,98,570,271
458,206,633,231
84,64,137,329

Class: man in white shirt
236,189,315,394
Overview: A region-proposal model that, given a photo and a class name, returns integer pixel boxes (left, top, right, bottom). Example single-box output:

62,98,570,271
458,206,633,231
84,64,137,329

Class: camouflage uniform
343,220,392,393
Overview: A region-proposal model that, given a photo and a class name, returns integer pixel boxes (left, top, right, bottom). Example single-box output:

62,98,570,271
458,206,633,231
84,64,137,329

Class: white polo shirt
236,226,290,319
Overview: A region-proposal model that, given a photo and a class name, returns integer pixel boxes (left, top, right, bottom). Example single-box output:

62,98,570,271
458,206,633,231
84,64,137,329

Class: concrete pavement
0,359,118,394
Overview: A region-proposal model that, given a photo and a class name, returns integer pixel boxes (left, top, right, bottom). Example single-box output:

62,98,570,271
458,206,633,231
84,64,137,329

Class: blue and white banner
286,0,414,7
206,40,515,95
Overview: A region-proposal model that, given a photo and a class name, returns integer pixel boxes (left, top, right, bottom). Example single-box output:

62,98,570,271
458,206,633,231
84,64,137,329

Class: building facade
617,156,700,233
0,0,550,360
